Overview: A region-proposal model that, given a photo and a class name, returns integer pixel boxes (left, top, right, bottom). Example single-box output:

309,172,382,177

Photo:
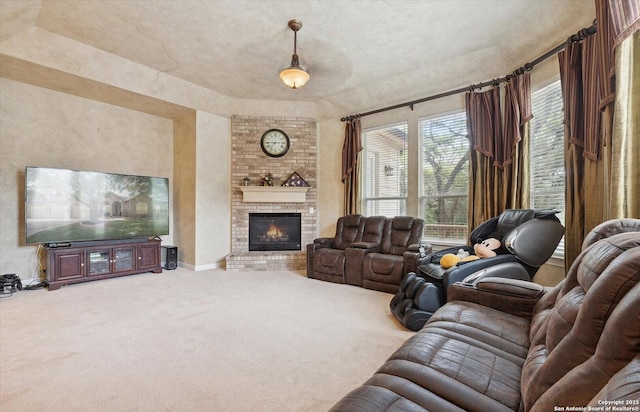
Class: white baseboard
166,261,223,271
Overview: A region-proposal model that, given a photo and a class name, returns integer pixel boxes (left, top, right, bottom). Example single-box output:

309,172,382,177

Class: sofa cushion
380,217,423,256
522,232,640,410
361,253,406,294
586,354,640,407
333,214,364,249
332,382,466,412
529,283,640,411
311,249,348,284
316,250,345,271
364,254,404,277
581,217,640,249
426,301,531,360
361,216,386,244
332,304,528,411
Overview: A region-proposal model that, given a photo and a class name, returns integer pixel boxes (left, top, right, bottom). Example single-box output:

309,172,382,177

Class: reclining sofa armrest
306,238,339,280
350,241,380,252
313,237,334,246
407,243,432,253
403,243,433,276
307,238,334,259
343,244,379,287
473,277,545,298
447,277,547,319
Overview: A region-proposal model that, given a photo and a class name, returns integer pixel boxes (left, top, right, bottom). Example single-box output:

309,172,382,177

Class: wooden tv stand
44,238,162,291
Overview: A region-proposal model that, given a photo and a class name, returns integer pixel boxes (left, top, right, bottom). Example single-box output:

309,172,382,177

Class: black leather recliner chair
390,209,565,331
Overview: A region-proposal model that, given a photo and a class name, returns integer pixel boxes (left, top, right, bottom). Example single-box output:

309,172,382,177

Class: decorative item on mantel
282,171,309,187
239,172,309,202
242,177,251,186
260,173,274,186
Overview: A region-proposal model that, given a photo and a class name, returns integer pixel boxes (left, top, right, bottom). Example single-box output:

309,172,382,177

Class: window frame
360,121,409,217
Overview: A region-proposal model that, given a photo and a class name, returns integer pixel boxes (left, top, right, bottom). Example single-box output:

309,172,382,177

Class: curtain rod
340,22,597,122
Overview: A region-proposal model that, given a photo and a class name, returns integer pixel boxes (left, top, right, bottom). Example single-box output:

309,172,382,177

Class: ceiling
1,0,595,117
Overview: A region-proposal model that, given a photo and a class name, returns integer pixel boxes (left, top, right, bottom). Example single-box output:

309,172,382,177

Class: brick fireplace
225,115,317,271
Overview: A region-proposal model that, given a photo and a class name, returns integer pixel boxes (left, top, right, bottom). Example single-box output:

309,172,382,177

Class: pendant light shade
280,19,309,89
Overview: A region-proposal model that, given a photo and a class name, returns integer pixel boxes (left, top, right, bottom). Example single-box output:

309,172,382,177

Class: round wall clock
260,129,290,158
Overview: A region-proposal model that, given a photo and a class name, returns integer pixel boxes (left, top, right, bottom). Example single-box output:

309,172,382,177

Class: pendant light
280,19,310,89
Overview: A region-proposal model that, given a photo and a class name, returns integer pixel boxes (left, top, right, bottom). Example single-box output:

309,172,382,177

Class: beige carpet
0,268,414,411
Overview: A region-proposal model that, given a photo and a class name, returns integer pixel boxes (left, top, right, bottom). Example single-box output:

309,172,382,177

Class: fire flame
265,223,283,238
258,223,289,242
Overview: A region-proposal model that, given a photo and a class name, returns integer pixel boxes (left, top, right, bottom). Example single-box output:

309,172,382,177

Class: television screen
25,166,169,245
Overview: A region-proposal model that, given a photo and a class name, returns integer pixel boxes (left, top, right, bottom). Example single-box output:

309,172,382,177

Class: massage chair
390,209,565,331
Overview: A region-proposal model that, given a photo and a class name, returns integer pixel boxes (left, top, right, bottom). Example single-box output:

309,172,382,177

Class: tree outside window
419,111,469,242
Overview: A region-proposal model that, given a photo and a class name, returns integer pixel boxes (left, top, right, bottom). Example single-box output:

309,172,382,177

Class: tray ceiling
1,0,595,116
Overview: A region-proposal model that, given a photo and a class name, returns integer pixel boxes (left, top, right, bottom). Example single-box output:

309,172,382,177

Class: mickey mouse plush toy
440,238,502,269
473,238,501,258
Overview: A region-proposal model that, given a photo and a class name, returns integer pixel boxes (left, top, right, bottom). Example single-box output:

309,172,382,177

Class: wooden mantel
238,186,309,203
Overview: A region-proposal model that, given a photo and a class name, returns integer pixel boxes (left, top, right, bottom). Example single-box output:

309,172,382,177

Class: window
418,111,469,242
530,79,565,255
361,122,408,217
359,79,564,246
530,80,565,226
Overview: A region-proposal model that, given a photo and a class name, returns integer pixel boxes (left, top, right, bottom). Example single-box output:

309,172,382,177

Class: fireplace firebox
248,213,302,251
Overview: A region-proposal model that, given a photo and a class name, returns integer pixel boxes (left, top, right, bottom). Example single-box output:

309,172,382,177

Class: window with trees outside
359,79,565,246
361,122,408,217
419,111,469,242
529,79,565,253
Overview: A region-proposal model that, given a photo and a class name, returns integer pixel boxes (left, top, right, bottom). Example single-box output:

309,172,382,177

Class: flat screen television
25,166,169,245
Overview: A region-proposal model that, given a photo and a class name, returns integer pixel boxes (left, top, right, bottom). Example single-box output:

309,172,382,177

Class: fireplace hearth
249,213,302,251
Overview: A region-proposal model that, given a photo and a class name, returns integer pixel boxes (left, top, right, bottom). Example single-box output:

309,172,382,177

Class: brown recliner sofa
306,214,378,285
361,216,426,293
330,218,640,411
307,215,428,293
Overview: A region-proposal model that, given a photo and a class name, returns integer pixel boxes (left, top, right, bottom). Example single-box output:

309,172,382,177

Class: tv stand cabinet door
113,246,136,273
86,249,112,277
138,242,161,273
48,249,85,288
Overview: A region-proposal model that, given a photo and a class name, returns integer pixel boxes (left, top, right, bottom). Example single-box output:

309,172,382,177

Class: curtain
561,0,639,270
342,118,362,215
610,30,639,218
559,35,608,270
608,0,640,49
466,75,531,234
604,0,640,219
466,86,502,230
560,41,589,270
503,73,532,209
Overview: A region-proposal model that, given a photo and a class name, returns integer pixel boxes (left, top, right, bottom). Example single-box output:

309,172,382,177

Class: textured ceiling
1,0,595,116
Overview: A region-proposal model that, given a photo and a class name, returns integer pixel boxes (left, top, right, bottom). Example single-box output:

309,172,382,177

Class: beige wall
316,118,343,237
195,111,230,269
0,78,174,279
173,112,197,267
